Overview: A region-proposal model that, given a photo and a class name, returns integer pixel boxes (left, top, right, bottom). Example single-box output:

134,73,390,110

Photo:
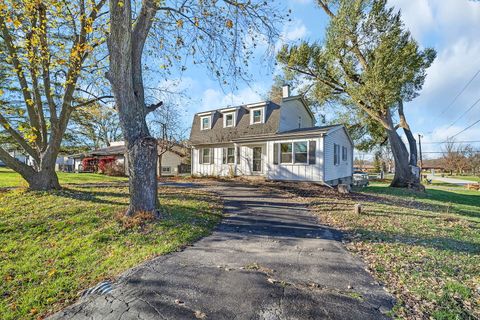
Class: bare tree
148,103,187,177
442,139,469,175
69,103,122,149
106,0,283,216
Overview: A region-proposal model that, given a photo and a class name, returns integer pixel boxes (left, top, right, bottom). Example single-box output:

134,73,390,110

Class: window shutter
273,143,279,165
210,148,214,164
199,149,203,164
236,146,240,164
309,141,316,164
222,148,227,164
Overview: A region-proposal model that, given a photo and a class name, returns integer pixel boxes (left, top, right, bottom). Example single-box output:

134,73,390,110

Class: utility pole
418,134,423,169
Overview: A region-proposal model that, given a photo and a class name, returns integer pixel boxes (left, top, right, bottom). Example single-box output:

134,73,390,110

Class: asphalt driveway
49,181,393,319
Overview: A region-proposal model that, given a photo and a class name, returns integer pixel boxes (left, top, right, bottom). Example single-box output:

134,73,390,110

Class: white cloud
388,0,434,41
200,84,267,110
283,20,309,42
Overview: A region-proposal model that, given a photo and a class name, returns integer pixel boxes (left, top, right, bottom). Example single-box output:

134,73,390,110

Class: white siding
323,127,353,183
278,99,315,132
192,144,267,177
266,137,324,181
192,145,237,177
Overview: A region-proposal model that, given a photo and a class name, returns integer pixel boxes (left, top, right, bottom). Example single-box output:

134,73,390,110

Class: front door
252,147,262,173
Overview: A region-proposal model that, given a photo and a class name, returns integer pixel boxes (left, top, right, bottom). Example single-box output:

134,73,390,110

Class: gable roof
69,140,189,158
189,101,281,145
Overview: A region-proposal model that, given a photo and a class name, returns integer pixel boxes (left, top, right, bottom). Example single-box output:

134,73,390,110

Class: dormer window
224,112,235,128
251,108,264,124
201,116,211,130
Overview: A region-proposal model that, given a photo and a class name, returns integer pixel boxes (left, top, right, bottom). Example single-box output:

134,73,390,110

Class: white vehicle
353,170,369,187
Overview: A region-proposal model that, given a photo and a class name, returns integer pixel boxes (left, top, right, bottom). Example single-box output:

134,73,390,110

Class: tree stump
354,204,362,214
338,184,351,194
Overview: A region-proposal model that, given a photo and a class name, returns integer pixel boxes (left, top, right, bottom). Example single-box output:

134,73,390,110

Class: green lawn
0,167,127,188
0,185,222,319
317,182,479,319
448,175,480,183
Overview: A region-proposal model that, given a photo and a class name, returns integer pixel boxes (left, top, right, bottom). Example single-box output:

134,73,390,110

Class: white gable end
278,98,315,132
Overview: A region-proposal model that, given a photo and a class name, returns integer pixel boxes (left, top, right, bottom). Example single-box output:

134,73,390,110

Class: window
201,116,211,130
294,142,308,164
342,146,348,161
280,143,293,163
200,148,212,164
224,113,235,127
222,147,235,164
161,166,171,173
334,144,340,165
276,141,316,165
251,108,263,124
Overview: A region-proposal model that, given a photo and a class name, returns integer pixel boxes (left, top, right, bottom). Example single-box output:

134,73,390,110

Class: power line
439,68,480,116
445,96,480,129
450,118,480,139
421,140,480,144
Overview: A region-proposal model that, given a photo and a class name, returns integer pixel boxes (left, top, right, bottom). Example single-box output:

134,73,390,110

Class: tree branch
0,146,36,178
72,95,114,108
0,15,42,145
146,101,163,113
0,113,40,162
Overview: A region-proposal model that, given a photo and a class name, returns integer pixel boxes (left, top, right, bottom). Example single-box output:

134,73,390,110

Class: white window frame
250,107,265,124
201,148,212,164
223,112,235,128
342,146,348,161
200,116,211,130
334,144,340,166
222,147,235,164
294,141,308,164
277,140,314,165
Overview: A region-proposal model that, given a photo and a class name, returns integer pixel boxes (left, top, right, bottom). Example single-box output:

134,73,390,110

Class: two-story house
189,86,353,185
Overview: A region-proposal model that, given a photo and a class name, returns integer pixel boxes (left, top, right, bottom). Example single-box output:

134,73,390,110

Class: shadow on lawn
55,187,128,206
355,228,480,254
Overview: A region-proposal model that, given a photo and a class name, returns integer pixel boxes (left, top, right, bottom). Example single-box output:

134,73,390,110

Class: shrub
103,161,125,176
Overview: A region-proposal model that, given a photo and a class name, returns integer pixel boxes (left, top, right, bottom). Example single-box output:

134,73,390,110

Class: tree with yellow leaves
0,0,109,190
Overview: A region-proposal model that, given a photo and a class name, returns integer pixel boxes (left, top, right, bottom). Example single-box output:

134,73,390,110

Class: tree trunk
126,137,158,216
25,168,61,190
385,110,424,191
107,0,159,217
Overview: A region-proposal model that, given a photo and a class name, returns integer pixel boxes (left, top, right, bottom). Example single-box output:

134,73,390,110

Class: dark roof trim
191,125,343,145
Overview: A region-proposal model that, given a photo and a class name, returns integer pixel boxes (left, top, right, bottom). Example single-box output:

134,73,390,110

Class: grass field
448,175,480,183
0,185,222,319
0,167,128,188
267,180,480,319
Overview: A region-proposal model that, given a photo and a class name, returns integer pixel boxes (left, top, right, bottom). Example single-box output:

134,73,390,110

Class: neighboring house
158,141,190,176
70,141,127,173
70,140,189,176
0,150,73,171
189,86,353,185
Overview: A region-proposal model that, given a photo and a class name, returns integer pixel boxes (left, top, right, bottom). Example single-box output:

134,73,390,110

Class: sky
161,0,480,159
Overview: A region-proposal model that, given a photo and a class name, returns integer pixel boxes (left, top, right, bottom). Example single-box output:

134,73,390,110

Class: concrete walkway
427,174,478,186
49,181,393,320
